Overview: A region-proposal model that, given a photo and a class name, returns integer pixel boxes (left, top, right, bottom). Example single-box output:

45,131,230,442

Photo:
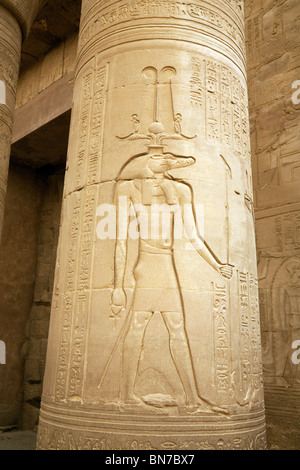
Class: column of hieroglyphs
38,0,267,450
245,0,300,450
0,0,42,237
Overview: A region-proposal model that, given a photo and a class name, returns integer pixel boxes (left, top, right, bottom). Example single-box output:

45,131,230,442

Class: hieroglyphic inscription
212,283,231,393
275,216,283,252
239,272,251,392
56,64,106,399
75,63,107,189
249,275,263,397
68,291,87,399
221,66,232,147
190,56,249,155
37,422,267,450
232,75,242,153
88,66,106,184
190,57,204,107
275,212,300,252
245,13,263,67
259,288,270,333
240,84,249,156
68,187,97,399
56,193,82,400
206,61,220,143
238,271,263,399
282,213,300,248
80,1,244,52
76,69,94,189
65,62,106,397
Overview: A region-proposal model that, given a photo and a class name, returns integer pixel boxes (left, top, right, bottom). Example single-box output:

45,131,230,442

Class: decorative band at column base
37,402,266,450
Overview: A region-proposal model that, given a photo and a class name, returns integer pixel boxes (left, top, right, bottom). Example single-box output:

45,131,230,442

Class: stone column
38,0,266,450
0,0,42,236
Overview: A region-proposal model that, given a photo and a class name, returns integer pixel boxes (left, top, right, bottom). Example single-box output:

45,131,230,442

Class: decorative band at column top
78,0,245,69
0,0,45,39
81,0,245,30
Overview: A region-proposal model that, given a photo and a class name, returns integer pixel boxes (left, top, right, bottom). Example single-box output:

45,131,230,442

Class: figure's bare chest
130,180,178,206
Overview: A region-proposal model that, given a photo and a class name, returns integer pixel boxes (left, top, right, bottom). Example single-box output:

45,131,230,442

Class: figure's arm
180,183,233,279
114,240,126,289
111,182,130,315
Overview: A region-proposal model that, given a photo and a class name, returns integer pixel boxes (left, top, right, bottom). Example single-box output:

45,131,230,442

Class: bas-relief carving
68,187,97,400
275,213,300,253
80,0,245,54
258,247,300,446
39,0,267,449
55,193,82,401
37,421,267,450
256,151,300,194
272,258,300,386
55,185,99,402
257,242,300,388
97,66,234,414
189,56,250,157
85,64,261,415
65,59,107,194
52,57,260,416
225,271,263,409
52,58,262,414
212,283,232,395
54,59,109,401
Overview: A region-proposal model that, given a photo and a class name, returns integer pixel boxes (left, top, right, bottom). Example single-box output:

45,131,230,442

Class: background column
0,0,42,236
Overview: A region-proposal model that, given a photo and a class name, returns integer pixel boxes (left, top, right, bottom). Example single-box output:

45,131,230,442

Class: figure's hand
111,288,127,316
219,264,234,279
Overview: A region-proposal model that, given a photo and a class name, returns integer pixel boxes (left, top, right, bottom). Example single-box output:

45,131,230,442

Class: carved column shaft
39,0,266,450
0,0,41,236
0,0,42,38
0,5,21,232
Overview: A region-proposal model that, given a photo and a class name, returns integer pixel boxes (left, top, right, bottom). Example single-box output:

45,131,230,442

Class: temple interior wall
15,33,77,110
246,0,300,450
0,163,43,426
21,168,64,430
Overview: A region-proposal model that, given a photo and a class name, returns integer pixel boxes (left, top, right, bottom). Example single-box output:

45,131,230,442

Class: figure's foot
185,399,211,414
210,404,230,416
119,394,167,415
184,398,230,416
120,393,145,406
141,393,177,408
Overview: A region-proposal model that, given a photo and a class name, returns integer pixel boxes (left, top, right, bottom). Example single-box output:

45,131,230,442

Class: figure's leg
121,310,152,404
273,331,290,386
162,311,206,408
